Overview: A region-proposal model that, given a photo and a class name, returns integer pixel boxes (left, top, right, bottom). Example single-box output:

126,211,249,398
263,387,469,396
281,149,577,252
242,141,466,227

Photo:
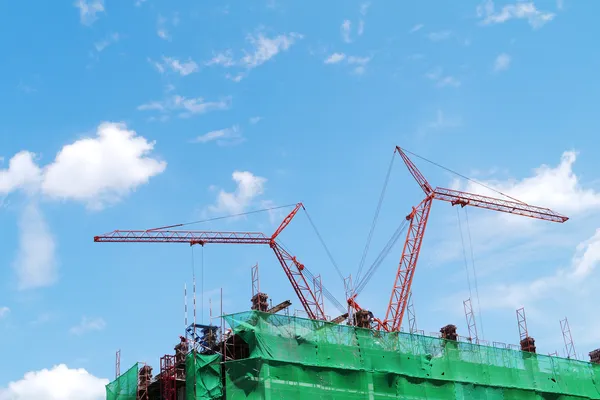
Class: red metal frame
94,203,326,321
159,355,176,400
368,146,568,332
384,195,433,331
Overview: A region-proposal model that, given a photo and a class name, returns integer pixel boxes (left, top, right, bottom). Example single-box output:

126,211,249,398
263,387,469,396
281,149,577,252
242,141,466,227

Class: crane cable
465,208,485,340
356,151,396,286
354,219,409,297
400,148,526,205
147,203,299,231
303,209,346,284
278,240,347,315
456,208,474,306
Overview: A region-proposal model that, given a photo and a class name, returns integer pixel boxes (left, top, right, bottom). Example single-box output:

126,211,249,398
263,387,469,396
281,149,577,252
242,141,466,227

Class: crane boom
382,147,568,331
94,203,327,321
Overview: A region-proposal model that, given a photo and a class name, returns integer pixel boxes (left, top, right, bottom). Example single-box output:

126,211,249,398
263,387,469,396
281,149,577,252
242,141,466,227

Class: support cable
304,267,347,314
354,219,408,296
277,240,346,315
201,245,205,323
400,148,526,204
456,208,474,307
356,152,396,286
465,208,485,340
147,203,298,231
303,209,346,283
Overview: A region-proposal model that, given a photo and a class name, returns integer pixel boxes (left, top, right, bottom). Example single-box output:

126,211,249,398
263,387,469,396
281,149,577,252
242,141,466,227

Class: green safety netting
106,363,138,400
223,311,600,399
186,352,224,399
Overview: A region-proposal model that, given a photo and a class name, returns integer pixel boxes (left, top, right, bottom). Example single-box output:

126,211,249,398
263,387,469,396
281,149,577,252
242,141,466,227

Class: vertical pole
115,349,121,379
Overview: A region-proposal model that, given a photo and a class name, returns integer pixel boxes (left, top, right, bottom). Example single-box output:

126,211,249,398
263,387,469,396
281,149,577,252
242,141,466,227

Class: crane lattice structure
349,146,568,332
95,203,339,322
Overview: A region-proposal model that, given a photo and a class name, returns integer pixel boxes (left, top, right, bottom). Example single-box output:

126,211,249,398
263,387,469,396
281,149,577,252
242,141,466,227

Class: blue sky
2,0,600,397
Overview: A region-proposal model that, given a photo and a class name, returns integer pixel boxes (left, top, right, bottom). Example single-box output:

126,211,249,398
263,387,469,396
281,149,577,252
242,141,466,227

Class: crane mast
379,146,568,331
94,203,327,321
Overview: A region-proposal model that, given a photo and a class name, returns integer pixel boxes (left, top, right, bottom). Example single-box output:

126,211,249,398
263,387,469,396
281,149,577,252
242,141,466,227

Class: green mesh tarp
223,311,600,399
186,352,224,399
106,363,138,400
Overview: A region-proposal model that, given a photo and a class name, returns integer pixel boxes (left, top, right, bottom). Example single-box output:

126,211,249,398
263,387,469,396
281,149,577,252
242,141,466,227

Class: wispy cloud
94,33,119,52
341,20,352,43
74,0,104,26
192,125,244,146
494,53,511,72
324,53,346,64
476,0,555,29
13,202,57,290
428,30,452,41
249,116,262,124
347,56,371,75
157,13,179,40
203,32,301,82
426,110,462,130
410,24,424,34
324,53,371,74
138,94,231,119
206,51,236,67
425,67,461,87
0,307,9,319
70,316,106,335
241,32,302,69
161,57,199,76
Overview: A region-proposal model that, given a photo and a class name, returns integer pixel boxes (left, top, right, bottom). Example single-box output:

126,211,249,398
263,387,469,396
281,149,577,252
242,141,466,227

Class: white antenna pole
184,283,188,329
193,275,197,348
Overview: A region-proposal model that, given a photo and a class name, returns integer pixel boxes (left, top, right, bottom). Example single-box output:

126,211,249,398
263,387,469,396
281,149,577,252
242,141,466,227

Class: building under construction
101,146,600,399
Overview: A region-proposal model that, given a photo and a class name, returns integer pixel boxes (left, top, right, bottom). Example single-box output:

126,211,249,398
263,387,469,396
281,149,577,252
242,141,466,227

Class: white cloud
138,95,231,119
557,0,564,10
94,33,119,52
135,0,147,6
0,364,108,400
410,24,424,33
494,53,511,71
0,123,166,289
324,53,346,64
426,110,462,130
249,116,262,124
41,123,166,209
347,56,371,75
241,32,302,69
206,51,236,67
0,152,42,195
193,125,244,146
477,0,555,29
341,20,352,43
454,151,600,216
74,0,104,25
161,57,199,76
0,307,9,318
358,20,365,36
428,30,452,41
360,2,371,15
425,67,461,87
208,171,267,215
70,316,106,335
14,202,56,290
157,13,179,40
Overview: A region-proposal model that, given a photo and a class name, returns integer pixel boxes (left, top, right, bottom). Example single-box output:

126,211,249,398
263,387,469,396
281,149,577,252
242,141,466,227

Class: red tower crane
379,146,568,332
94,203,328,321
